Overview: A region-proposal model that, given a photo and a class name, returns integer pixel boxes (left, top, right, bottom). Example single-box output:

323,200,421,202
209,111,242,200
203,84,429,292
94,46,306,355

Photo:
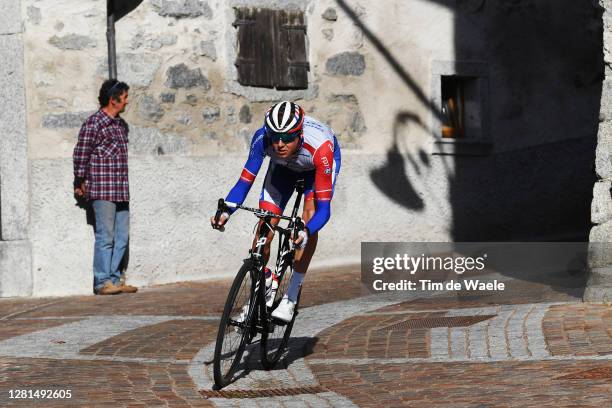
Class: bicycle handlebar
216,198,304,235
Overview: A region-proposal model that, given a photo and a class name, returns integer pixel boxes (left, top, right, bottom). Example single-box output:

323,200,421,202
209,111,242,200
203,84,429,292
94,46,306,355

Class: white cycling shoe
271,296,295,323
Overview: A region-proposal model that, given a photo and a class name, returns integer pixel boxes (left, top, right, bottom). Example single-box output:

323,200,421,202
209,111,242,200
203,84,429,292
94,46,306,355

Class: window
432,61,490,155
441,75,481,139
233,8,309,90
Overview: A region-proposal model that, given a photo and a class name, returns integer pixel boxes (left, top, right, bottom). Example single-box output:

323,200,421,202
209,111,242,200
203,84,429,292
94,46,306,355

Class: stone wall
2,0,603,296
0,0,32,297
586,0,612,302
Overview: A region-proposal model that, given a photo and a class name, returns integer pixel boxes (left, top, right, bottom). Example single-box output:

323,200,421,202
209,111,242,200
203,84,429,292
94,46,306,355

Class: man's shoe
96,281,122,295
271,296,295,323
119,283,138,293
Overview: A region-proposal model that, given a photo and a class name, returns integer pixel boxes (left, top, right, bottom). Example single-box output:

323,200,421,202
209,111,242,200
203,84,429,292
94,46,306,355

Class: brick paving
310,360,612,407
0,319,82,342
307,312,443,360
3,267,364,319
543,303,612,356
0,357,213,407
0,265,610,407
80,320,220,361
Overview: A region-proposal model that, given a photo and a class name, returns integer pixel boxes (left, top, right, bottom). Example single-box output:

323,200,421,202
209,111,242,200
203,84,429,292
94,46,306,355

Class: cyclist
211,101,341,322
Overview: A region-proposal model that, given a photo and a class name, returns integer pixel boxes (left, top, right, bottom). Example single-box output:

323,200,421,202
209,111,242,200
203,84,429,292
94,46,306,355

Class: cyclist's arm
225,129,266,214
306,140,335,234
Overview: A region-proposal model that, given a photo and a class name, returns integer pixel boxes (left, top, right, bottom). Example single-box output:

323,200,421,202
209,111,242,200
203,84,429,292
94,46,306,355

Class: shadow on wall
338,0,603,295
338,0,602,242
370,112,429,211
447,0,602,242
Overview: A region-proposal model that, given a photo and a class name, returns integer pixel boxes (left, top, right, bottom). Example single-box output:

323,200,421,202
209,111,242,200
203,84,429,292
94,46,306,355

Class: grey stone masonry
0,0,33,297
322,7,338,21
198,40,217,61
0,33,29,240
151,0,213,19
0,241,32,297
0,0,22,35
48,34,97,50
592,180,612,224
586,0,612,301
42,112,93,129
326,52,366,76
98,53,162,88
138,95,164,122
165,63,211,90
202,106,220,123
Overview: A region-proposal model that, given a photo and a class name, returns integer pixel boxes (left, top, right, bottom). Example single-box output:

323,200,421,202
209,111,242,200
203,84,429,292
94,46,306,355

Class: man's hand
293,229,308,249
74,182,86,198
211,212,230,231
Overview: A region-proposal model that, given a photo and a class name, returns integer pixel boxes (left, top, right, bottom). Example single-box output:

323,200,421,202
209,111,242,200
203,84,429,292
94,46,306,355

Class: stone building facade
0,0,608,297
587,0,612,302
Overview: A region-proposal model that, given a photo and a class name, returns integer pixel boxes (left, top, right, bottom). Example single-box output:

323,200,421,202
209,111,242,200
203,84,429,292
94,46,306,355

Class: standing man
73,79,138,295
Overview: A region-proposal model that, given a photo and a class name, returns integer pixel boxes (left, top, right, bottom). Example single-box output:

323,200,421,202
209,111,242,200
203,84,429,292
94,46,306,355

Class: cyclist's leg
293,196,317,272
294,157,340,275
254,162,296,265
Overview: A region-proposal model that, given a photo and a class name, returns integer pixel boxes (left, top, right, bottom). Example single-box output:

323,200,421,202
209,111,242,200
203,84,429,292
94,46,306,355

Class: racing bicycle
211,180,305,388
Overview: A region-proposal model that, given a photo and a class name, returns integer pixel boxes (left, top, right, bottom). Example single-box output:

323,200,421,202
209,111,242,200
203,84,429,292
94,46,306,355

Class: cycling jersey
226,116,341,234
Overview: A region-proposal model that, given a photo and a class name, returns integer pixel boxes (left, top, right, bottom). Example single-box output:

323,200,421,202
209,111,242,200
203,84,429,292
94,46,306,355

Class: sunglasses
268,130,301,143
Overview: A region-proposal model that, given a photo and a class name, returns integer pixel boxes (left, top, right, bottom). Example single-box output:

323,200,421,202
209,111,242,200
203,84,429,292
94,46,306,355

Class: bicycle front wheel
213,261,257,388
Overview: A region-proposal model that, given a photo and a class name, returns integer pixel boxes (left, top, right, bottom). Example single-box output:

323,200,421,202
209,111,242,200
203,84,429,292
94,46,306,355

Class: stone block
202,106,220,123
160,93,176,103
0,241,32,297
99,53,162,88
583,285,612,302
185,94,198,106
588,227,612,268
0,0,22,35
595,122,612,178
165,63,210,90
239,105,251,124
42,112,93,129
175,112,191,125
49,34,97,50
602,74,612,114
226,106,237,125
27,6,41,25
152,0,212,19
592,180,612,224
322,7,338,21
129,126,189,155
587,266,612,286
349,110,366,133
0,34,29,240
326,52,365,76
322,28,334,41
198,40,217,60
138,95,164,122
131,32,177,51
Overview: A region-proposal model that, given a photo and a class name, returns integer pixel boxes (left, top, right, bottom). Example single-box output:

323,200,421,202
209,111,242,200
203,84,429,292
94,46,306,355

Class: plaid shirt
73,110,130,202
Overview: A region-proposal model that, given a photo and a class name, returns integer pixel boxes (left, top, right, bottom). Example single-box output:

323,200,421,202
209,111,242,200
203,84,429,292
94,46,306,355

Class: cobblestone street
0,266,610,407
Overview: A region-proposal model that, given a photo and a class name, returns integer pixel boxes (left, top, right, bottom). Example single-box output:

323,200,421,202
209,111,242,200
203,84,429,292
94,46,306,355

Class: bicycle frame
219,179,305,336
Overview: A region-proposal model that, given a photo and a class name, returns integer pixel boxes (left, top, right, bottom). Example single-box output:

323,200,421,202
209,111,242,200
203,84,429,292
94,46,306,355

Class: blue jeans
92,200,129,291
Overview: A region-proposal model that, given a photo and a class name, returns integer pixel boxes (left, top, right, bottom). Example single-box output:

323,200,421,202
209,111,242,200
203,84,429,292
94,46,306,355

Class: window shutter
276,10,309,89
234,8,308,89
234,8,275,88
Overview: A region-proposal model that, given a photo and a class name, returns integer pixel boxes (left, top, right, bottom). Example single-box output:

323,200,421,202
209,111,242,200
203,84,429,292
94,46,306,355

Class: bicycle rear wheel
213,261,258,388
260,270,301,369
